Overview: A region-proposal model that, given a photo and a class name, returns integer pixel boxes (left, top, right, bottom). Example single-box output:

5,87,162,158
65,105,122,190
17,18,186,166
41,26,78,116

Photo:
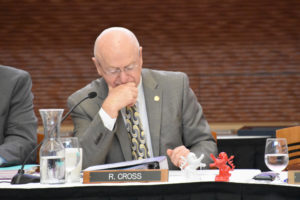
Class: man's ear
92,57,103,76
139,46,143,67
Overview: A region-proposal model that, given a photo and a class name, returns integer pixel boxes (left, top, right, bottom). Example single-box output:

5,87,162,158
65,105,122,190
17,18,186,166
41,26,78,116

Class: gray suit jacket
0,65,37,166
68,69,217,170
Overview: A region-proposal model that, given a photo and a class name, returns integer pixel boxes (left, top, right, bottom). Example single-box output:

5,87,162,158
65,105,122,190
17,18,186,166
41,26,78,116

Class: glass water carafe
39,109,65,184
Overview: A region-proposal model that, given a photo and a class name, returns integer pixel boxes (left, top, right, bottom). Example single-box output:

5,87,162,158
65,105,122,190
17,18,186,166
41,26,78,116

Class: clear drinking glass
61,137,81,183
264,138,289,182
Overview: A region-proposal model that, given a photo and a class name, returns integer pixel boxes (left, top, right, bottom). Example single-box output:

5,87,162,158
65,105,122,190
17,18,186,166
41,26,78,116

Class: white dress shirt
98,78,154,157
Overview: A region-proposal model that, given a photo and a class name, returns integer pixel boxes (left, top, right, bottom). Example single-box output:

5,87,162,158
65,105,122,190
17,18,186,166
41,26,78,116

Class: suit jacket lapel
115,113,132,161
142,70,162,157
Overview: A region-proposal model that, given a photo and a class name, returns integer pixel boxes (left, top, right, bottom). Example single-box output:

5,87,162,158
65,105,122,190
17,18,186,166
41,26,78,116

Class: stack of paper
0,165,38,180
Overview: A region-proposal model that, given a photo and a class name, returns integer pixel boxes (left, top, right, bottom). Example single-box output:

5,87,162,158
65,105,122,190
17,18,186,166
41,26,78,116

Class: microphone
61,91,97,122
11,91,97,184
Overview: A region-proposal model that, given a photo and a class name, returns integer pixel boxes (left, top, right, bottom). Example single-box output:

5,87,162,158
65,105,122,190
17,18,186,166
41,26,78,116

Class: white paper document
84,156,168,171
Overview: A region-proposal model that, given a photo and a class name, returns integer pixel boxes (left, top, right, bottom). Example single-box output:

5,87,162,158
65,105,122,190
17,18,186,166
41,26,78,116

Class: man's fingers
107,82,138,108
167,149,173,157
167,146,190,167
125,82,136,87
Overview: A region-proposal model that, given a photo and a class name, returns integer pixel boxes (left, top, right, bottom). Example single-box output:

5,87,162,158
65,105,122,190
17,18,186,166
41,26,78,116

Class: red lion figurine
209,152,235,182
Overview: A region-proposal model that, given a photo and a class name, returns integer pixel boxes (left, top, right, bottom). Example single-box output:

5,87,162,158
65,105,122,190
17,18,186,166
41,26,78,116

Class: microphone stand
11,92,97,184
10,143,43,184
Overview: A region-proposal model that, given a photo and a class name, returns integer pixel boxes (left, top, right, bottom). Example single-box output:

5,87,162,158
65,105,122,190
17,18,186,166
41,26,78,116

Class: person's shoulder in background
0,65,32,83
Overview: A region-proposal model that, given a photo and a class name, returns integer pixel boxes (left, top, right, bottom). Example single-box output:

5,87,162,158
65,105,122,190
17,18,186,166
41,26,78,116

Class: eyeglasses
102,63,139,77
95,57,139,77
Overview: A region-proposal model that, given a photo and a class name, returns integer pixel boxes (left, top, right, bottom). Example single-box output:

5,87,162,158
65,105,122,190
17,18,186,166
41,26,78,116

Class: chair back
276,126,300,170
211,131,217,143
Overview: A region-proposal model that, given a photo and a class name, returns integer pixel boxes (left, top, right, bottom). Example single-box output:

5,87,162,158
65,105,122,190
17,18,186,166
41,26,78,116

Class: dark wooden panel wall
0,0,299,125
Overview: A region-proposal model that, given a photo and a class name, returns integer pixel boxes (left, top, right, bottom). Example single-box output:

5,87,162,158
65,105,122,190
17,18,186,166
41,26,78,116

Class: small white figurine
180,152,206,179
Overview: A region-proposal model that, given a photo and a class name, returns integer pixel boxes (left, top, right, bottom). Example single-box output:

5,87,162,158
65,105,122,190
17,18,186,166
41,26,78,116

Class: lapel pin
154,96,160,102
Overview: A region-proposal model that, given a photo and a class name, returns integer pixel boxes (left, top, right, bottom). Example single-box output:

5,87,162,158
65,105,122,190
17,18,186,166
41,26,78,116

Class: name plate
83,169,168,184
288,170,300,184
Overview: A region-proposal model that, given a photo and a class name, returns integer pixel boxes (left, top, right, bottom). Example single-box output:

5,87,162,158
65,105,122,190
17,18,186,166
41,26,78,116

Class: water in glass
264,138,289,182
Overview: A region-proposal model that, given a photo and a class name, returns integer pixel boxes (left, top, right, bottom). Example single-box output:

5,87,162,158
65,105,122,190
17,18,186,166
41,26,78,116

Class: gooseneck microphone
61,91,97,122
11,91,97,184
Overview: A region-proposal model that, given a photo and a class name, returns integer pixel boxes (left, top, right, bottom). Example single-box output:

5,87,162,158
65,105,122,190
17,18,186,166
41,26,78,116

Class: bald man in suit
0,65,37,166
68,27,217,170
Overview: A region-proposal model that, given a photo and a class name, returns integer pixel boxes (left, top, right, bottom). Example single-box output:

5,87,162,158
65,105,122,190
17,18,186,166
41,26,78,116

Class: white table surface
0,169,297,189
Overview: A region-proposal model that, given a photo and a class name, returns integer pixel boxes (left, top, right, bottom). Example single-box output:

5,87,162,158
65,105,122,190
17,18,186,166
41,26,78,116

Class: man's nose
119,71,129,84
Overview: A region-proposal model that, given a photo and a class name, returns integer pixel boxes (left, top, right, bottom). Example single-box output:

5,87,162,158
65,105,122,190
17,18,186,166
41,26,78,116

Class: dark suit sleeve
0,71,37,166
67,96,117,169
181,73,218,166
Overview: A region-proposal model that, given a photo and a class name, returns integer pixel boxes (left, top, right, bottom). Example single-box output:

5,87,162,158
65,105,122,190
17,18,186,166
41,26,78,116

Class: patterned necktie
125,105,150,160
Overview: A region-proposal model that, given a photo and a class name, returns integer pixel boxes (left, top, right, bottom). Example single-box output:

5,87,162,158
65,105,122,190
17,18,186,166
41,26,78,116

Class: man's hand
102,82,138,118
167,145,190,168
